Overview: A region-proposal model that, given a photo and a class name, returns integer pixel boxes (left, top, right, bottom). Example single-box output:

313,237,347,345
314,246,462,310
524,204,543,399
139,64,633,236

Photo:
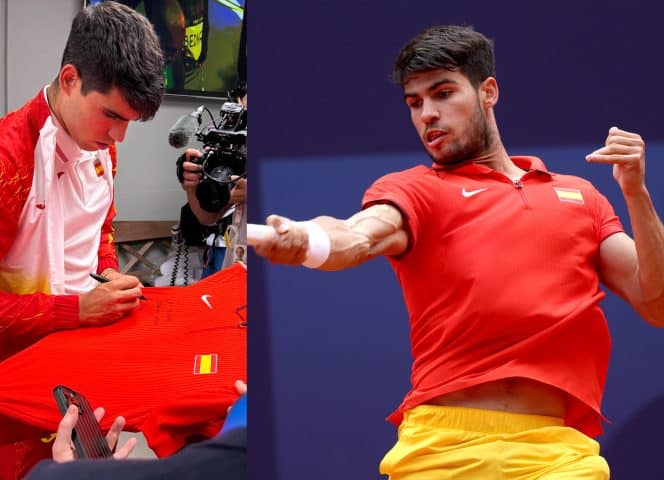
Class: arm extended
253,203,409,271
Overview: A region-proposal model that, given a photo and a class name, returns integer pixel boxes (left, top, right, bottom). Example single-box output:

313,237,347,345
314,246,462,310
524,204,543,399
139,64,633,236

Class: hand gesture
52,404,137,463
586,126,646,196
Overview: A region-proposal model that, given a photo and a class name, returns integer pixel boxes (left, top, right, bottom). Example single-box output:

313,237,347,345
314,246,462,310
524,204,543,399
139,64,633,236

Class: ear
58,64,80,94
478,77,499,109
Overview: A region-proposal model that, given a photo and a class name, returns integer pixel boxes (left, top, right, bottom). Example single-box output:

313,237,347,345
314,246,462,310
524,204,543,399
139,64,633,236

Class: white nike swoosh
201,294,213,309
461,187,488,198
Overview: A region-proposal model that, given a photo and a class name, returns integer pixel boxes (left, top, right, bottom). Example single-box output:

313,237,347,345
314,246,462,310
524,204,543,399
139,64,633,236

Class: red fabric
0,437,51,480
362,156,623,438
0,264,246,478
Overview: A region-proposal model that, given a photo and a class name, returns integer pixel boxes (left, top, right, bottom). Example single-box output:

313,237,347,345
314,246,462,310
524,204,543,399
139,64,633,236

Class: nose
420,98,440,125
108,121,129,143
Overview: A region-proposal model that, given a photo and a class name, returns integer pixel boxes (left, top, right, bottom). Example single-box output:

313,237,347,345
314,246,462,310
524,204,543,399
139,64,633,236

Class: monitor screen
86,0,246,99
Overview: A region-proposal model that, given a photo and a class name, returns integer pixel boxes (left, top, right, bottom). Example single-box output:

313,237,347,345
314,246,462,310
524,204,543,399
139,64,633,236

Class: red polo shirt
362,156,623,437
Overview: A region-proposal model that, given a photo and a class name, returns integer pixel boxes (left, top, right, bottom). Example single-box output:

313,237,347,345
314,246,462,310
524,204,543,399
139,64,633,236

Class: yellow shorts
380,405,610,480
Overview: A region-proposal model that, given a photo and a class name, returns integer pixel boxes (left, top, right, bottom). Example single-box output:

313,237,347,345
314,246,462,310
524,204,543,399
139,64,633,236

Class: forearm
0,290,79,358
308,215,369,271
258,204,407,271
624,185,664,320
315,206,406,270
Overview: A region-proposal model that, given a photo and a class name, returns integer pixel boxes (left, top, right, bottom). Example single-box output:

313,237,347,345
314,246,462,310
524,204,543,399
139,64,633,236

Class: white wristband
300,221,331,268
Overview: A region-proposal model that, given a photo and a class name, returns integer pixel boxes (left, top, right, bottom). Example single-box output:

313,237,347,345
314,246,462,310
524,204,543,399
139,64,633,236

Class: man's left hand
586,126,646,196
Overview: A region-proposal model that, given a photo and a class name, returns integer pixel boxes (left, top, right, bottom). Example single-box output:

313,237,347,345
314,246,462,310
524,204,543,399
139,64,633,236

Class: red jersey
0,264,246,457
362,156,623,437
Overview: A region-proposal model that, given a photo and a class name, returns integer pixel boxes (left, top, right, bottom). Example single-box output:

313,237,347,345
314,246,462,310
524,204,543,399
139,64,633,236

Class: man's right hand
254,215,311,265
53,404,136,462
180,148,203,192
78,276,142,327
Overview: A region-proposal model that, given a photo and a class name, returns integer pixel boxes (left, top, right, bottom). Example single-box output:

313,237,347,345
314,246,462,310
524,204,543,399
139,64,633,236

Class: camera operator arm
179,150,229,226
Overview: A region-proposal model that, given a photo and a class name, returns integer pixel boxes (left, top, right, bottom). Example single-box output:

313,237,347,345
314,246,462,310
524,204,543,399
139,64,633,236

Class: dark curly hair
392,25,495,88
60,1,165,120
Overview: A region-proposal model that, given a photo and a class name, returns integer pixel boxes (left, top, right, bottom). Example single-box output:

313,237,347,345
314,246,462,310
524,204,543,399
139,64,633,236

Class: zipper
513,179,531,209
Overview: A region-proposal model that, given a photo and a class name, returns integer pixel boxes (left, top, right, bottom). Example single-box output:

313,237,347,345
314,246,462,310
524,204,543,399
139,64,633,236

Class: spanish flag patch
554,187,584,204
193,353,218,375
94,158,105,177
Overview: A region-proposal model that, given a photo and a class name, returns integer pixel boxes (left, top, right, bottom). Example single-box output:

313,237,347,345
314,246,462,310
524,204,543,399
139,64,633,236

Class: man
25,383,247,480
0,1,164,477
179,85,247,276
254,25,664,479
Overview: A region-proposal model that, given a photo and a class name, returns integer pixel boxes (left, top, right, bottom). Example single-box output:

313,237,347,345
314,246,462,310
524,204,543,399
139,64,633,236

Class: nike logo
461,187,488,198
201,294,213,309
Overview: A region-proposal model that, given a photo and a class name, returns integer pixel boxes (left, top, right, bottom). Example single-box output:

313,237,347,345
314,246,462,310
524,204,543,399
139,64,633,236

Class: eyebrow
404,79,459,100
103,107,131,122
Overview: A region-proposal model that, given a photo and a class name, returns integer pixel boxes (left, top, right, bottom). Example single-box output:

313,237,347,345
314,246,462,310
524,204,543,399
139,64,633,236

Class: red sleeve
0,292,79,359
362,168,431,253
591,186,624,242
0,112,31,257
96,144,119,274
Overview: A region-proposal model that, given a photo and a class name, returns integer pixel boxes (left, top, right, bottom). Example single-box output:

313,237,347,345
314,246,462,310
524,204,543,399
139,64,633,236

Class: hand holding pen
90,273,147,301
77,272,145,327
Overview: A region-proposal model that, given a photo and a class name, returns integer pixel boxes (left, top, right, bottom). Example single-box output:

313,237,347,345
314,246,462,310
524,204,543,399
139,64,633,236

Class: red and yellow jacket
0,90,119,360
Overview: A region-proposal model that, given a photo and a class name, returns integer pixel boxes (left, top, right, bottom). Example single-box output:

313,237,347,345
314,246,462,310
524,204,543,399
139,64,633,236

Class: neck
45,84,68,134
473,145,525,179
475,112,526,179
440,140,525,180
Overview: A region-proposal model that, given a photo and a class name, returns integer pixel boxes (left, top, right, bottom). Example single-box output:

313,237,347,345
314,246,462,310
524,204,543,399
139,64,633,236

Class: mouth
424,129,447,147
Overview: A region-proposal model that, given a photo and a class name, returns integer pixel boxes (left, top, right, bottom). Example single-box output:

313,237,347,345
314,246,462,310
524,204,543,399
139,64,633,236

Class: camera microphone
168,106,204,148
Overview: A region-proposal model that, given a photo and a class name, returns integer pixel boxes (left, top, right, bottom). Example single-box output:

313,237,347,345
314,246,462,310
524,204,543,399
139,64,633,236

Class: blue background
249,1,664,478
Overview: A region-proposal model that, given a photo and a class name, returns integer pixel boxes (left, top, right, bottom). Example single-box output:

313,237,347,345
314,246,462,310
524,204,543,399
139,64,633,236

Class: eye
436,90,452,99
103,109,128,122
406,98,422,109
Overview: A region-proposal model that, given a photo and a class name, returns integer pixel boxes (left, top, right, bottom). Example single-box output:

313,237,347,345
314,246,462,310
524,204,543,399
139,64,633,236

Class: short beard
429,101,493,166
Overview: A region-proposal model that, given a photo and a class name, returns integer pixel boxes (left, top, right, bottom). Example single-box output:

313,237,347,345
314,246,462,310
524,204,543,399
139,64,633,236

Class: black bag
178,203,207,247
